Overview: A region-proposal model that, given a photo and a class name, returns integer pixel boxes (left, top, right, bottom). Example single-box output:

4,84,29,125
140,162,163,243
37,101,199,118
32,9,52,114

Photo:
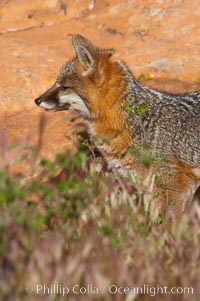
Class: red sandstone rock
0,0,200,172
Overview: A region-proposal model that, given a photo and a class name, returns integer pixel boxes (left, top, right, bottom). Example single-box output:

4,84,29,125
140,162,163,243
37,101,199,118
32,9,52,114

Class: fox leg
155,171,195,225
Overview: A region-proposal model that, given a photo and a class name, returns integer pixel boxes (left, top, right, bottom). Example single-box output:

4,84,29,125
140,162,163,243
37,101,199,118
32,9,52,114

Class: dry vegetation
0,115,200,301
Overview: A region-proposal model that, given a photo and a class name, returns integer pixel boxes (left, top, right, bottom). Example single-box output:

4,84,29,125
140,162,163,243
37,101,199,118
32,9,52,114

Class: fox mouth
42,104,90,119
35,100,71,112
43,107,58,112
43,105,88,117
43,104,70,112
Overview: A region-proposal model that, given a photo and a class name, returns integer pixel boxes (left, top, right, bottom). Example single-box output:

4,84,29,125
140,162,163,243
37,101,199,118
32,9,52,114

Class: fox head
35,34,116,119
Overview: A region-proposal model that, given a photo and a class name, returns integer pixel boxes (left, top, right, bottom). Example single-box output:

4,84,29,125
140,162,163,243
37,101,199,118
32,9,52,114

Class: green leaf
101,223,112,235
156,214,163,225
137,105,148,115
126,105,135,114
110,236,119,249
128,148,141,158
142,154,154,168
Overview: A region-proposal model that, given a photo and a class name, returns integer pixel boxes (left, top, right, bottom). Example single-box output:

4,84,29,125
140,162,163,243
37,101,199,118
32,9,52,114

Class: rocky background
0,0,200,167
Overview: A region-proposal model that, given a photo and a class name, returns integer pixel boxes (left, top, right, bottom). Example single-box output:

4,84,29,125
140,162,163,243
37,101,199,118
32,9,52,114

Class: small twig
0,129,10,168
34,113,46,158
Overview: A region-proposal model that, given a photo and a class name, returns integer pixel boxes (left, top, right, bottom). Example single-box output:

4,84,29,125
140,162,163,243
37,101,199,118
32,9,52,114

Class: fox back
35,34,200,222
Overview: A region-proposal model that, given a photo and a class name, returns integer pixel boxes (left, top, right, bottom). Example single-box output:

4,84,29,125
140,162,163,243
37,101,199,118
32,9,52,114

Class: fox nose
35,98,42,106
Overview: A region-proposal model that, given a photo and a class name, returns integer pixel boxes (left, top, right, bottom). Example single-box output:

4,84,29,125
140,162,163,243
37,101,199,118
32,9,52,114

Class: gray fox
35,34,200,222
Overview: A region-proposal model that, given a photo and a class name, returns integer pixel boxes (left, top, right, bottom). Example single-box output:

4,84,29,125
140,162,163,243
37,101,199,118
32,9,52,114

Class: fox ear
72,34,97,76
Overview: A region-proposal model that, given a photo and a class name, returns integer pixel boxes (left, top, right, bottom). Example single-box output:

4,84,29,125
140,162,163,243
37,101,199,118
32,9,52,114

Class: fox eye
60,86,69,91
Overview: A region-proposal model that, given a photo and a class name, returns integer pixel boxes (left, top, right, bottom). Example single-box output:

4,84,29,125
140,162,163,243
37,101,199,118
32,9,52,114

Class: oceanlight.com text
24,283,194,297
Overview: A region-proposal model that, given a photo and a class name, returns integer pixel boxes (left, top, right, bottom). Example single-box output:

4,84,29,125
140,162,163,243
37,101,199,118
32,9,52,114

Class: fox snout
34,84,60,112
35,86,71,112
35,83,90,117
